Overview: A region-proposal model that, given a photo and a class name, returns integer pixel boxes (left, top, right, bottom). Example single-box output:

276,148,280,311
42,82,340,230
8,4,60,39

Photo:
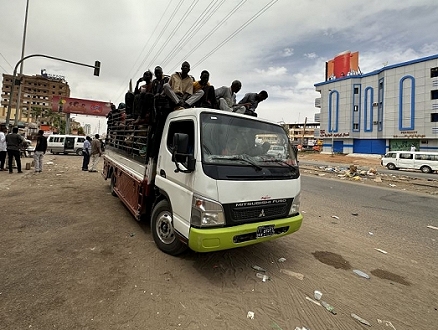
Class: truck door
156,118,196,237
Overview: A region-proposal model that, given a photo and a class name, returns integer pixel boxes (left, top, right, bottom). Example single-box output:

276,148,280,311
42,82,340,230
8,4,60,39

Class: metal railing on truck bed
105,111,150,164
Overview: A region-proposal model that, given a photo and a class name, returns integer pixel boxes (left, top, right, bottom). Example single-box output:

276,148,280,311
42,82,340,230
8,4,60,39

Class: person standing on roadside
82,136,92,171
0,125,7,171
5,127,24,174
89,134,102,172
33,130,47,173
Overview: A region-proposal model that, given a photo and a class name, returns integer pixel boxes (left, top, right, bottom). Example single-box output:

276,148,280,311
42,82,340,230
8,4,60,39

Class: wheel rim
156,211,175,244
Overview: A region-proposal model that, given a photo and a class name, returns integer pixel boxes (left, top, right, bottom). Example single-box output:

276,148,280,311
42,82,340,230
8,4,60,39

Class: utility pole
301,117,307,147
14,0,30,126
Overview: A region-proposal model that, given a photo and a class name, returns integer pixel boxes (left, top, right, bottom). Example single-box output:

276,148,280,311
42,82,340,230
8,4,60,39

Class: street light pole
5,54,100,126
14,0,30,126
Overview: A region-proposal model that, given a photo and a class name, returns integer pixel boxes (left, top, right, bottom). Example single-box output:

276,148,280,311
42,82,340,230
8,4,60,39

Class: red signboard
51,96,111,116
326,51,360,80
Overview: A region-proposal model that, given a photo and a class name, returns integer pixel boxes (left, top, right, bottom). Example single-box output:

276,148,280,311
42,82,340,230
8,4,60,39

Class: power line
161,0,225,68
112,1,174,102
146,0,200,70
169,0,248,72
136,0,185,74
0,53,14,71
192,0,278,69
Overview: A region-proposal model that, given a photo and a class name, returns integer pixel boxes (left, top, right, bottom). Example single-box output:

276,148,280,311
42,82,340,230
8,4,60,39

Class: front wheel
387,163,397,170
420,165,432,173
151,200,187,255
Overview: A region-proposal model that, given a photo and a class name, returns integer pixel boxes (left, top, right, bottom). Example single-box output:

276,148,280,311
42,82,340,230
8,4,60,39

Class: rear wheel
151,200,187,255
76,148,83,156
420,165,432,173
386,163,397,170
110,172,117,197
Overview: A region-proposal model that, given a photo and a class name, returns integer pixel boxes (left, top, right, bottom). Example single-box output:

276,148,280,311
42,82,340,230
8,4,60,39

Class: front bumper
188,214,303,252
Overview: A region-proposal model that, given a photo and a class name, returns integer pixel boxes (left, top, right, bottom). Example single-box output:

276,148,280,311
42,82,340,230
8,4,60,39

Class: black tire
151,200,187,255
110,172,117,197
387,163,397,170
420,165,432,173
76,148,83,156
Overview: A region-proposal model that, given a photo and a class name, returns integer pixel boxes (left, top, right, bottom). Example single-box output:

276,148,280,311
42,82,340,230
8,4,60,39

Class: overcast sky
1,0,438,133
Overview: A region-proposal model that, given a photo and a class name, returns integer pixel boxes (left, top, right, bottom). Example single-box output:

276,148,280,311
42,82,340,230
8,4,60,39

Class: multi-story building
285,122,320,146
1,73,70,123
314,53,438,154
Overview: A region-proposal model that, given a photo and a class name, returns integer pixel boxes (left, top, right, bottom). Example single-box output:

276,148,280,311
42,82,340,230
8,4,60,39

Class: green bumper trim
188,214,303,252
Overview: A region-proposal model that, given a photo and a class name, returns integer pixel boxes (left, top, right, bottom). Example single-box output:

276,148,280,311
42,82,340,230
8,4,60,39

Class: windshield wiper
211,155,262,171
260,158,296,169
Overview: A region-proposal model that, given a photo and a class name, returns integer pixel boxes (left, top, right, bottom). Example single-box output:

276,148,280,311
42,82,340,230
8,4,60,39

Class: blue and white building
314,54,438,154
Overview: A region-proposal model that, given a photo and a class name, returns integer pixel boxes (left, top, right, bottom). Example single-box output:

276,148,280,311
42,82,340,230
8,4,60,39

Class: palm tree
30,107,45,125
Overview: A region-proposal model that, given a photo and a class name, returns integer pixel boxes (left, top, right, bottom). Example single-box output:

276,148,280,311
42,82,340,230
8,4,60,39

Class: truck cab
103,108,303,255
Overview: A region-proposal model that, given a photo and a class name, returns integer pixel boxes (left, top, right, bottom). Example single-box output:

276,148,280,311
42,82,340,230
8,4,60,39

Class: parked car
267,145,286,158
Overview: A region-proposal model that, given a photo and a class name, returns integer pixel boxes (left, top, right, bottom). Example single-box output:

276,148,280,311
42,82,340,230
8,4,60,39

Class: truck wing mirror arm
171,133,195,173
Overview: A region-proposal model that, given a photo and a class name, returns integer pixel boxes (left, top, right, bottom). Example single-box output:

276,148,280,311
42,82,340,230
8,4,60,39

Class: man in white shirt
215,80,246,113
0,125,7,171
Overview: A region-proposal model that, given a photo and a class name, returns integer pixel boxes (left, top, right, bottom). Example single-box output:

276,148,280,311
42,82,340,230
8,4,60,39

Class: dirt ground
0,154,437,329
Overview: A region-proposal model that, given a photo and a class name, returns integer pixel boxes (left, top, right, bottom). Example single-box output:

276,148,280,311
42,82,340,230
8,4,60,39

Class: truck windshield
201,112,298,170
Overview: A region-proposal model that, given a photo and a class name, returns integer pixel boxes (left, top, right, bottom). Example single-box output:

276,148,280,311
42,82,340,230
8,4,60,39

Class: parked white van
47,135,86,155
381,151,438,173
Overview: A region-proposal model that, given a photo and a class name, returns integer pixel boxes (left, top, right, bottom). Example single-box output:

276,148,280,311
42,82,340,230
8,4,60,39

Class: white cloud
281,48,294,57
304,53,317,59
254,66,288,76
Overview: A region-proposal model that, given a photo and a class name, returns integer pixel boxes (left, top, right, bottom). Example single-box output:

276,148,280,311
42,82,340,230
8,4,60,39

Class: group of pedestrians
0,126,47,174
82,134,102,172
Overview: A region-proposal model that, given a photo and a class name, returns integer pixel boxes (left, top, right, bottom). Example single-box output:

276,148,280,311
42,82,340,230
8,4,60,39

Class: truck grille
223,198,292,225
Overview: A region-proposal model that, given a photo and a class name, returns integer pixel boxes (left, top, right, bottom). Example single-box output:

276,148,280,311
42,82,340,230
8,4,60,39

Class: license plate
256,225,275,238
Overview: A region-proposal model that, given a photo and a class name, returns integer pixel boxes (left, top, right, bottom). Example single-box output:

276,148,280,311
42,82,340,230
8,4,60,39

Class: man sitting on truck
215,80,246,113
192,70,217,109
237,90,268,117
163,61,204,110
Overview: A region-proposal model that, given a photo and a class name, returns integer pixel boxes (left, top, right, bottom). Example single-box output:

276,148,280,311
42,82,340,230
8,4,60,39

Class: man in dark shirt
193,70,217,108
5,127,25,173
238,90,268,116
34,130,47,173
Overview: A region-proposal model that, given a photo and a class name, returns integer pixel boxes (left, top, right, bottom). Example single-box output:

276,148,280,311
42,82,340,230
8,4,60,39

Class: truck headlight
289,193,300,215
191,195,225,227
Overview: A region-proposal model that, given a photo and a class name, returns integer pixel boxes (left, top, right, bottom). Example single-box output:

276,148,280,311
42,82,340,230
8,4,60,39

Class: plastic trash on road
256,272,270,282
252,265,266,272
351,313,371,326
321,301,337,315
353,269,370,279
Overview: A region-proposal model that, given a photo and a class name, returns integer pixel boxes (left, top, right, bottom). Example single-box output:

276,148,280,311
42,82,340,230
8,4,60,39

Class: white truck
103,107,303,255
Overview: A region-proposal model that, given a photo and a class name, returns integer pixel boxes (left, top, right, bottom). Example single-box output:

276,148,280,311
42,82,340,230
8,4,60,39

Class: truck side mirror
172,133,195,173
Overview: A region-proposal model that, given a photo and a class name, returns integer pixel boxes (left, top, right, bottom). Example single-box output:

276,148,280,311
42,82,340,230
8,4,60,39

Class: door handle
160,169,166,178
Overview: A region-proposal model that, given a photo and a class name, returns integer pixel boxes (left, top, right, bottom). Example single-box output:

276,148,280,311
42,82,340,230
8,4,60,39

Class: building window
354,87,359,94
431,113,438,122
353,123,359,129
432,90,438,100
431,67,438,78
354,105,358,112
